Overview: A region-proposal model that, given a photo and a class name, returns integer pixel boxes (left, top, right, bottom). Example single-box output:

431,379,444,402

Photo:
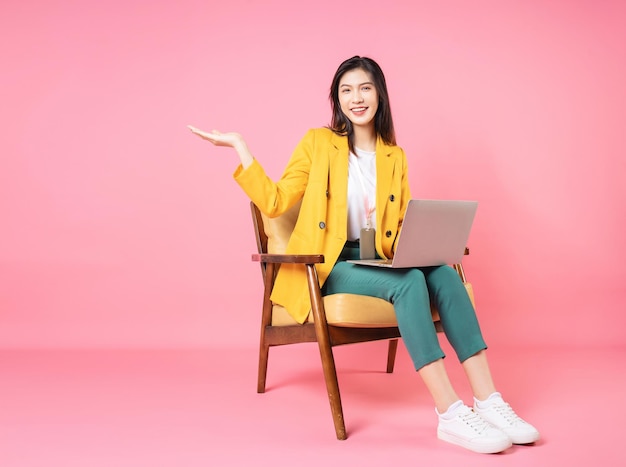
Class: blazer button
385,230,392,238
325,190,329,197
389,194,395,202
319,221,326,229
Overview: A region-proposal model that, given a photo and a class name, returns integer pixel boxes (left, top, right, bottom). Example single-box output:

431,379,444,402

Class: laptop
347,199,478,268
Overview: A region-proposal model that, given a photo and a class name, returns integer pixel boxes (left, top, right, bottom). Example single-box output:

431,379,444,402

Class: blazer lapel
329,132,349,239
375,137,397,227
327,132,398,238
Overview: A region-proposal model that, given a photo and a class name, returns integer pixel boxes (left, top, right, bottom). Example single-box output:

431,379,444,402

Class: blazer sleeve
233,130,317,218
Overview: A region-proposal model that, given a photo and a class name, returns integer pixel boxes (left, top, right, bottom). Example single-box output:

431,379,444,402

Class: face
338,68,379,130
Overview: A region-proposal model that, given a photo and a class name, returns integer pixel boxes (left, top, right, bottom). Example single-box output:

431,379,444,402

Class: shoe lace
492,402,524,425
459,409,491,434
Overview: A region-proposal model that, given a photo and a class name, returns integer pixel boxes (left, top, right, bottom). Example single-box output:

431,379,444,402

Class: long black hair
328,56,396,151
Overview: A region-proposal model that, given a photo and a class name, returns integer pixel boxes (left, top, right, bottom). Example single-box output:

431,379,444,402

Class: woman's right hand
187,126,243,147
187,125,253,168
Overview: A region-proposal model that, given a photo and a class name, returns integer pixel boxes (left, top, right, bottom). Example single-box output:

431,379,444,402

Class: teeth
352,107,366,112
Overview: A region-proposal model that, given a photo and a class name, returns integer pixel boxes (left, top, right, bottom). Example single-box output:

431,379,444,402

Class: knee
389,268,430,308
429,265,461,284
395,268,427,294
426,265,465,295
402,268,426,283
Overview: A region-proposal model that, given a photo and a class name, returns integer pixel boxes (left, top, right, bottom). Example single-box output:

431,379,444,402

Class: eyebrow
340,81,374,87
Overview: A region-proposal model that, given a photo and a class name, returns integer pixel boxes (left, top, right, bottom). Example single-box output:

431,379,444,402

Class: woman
188,56,539,454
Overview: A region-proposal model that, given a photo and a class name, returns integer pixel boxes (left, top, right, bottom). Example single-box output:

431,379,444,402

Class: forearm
233,140,254,169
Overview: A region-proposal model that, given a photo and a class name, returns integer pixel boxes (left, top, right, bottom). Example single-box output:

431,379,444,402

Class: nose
352,90,364,103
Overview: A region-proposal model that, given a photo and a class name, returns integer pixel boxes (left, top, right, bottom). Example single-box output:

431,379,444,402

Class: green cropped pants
322,244,487,371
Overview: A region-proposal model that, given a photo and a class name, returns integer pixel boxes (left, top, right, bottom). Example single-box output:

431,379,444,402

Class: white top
347,147,377,241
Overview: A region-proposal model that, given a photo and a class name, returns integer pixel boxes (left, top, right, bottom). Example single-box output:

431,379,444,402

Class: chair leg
306,264,347,440
386,339,399,373
317,334,346,440
258,263,275,394
257,342,269,393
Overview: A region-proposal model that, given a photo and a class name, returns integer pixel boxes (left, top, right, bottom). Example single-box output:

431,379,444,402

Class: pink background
2,2,626,466
1,0,625,350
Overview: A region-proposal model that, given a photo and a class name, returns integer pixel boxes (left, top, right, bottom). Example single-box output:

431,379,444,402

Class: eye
362,86,371,92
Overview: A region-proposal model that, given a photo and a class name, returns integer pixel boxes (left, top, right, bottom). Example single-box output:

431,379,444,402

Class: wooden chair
250,201,475,440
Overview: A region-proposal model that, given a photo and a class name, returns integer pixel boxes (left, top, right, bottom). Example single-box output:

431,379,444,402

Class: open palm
187,125,243,148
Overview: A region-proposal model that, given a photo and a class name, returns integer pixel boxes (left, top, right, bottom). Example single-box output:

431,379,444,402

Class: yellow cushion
271,294,397,327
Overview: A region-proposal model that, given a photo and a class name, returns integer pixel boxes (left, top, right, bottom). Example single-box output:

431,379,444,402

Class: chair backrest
251,200,302,255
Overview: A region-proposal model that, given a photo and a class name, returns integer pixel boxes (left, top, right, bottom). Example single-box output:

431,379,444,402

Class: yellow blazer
234,127,411,323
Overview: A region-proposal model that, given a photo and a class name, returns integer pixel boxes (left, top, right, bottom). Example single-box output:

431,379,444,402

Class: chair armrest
453,248,470,283
252,254,325,264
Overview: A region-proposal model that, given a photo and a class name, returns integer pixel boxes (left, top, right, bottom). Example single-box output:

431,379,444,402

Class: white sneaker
437,404,512,454
474,393,540,444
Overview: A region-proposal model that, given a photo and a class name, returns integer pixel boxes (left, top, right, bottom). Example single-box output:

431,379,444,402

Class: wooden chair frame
250,202,468,440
